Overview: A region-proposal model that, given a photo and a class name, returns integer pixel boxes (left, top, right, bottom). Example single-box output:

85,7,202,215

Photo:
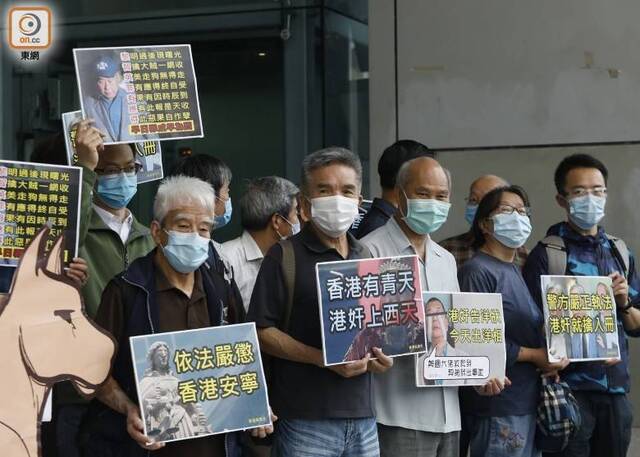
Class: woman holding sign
458,185,569,457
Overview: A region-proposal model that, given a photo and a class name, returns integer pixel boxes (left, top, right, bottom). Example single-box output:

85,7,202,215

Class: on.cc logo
8,7,51,49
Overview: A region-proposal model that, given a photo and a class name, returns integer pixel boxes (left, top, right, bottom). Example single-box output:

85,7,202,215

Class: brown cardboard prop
0,226,116,456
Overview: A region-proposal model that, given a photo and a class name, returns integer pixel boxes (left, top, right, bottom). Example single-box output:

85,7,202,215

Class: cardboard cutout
0,225,116,456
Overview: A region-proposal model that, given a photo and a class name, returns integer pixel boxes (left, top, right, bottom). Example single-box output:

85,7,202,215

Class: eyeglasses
496,204,531,216
566,186,607,198
95,163,142,177
465,197,480,205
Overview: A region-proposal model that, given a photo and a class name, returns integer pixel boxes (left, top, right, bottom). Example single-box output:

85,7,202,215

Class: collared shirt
523,222,640,394
361,217,461,433
353,197,397,239
439,230,529,270
220,231,264,311
155,266,210,332
92,203,133,244
247,224,374,420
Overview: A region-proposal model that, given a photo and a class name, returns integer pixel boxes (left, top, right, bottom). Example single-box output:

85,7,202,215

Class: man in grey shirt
361,156,462,457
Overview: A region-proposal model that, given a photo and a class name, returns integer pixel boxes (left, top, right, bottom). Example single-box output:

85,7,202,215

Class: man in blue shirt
523,153,640,457
83,55,134,143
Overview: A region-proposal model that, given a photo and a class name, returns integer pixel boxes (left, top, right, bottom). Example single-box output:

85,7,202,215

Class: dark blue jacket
523,222,640,394
353,197,396,239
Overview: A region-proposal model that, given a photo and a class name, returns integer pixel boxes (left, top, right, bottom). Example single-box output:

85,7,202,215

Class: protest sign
317,255,425,366
62,110,83,165
541,275,620,362
73,44,203,145
132,141,164,183
62,110,164,184
130,323,271,445
416,292,506,387
0,160,81,267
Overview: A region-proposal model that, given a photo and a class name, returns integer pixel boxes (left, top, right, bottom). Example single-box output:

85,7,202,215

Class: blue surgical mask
401,191,451,235
465,204,478,226
96,173,137,209
162,230,210,274
568,194,606,230
214,197,232,228
492,213,532,249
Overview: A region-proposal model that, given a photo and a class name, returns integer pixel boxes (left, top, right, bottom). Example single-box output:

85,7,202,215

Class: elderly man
83,55,134,143
247,147,393,457
362,157,505,457
86,176,270,456
221,176,299,309
170,154,245,324
361,156,461,456
440,174,528,269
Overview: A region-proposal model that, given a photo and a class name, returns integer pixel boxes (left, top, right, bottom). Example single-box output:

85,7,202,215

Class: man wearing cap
83,55,134,143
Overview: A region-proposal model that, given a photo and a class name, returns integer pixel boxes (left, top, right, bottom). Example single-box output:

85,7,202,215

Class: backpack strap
278,239,296,333
542,235,567,276
277,238,372,332
606,234,630,277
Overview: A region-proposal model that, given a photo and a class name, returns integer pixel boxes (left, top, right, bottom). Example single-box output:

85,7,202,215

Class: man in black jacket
84,176,269,456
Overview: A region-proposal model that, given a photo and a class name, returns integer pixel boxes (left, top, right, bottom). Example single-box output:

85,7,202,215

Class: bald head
467,174,509,205
396,157,447,190
396,156,450,201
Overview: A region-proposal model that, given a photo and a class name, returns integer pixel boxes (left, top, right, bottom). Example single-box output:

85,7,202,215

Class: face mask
465,204,478,226
162,230,210,274
401,191,451,235
310,195,359,238
276,215,300,240
568,194,606,230
214,197,232,228
96,173,137,209
492,212,532,249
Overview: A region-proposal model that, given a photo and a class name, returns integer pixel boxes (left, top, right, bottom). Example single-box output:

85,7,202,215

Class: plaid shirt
439,230,529,270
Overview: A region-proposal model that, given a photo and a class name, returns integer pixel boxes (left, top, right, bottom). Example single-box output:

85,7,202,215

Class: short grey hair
153,175,216,223
240,176,299,231
300,147,362,193
396,157,450,190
